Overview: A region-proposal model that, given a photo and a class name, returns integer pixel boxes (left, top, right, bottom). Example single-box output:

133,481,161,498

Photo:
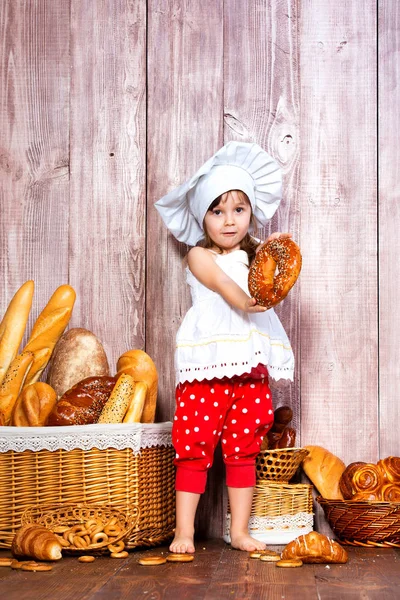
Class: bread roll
97,373,135,423
46,375,117,426
22,285,76,386
378,456,400,484
339,462,367,499
302,446,346,499
116,350,158,423
0,280,34,386
47,328,110,398
0,352,34,424
123,381,147,423
11,382,57,426
12,524,62,561
281,531,348,564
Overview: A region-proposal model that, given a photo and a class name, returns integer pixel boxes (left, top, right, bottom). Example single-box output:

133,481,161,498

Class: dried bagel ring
104,524,121,537
73,535,88,548
91,532,109,544
21,562,53,572
110,551,129,559
55,535,71,548
138,555,167,566
108,540,125,554
166,553,194,562
276,558,303,568
248,238,302,309
78,555,96,563
260,554,281,562
0,557,13,567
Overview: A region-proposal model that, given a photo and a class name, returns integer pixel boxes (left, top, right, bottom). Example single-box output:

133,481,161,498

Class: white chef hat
154,141,282,246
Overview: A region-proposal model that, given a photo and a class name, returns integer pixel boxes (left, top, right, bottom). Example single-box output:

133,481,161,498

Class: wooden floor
1,540,399,599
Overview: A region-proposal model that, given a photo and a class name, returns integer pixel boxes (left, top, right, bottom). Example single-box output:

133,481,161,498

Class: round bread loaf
47,328,110,398
46,375,117,426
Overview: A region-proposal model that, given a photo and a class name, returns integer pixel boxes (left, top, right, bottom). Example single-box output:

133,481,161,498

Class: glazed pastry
281,531,348,564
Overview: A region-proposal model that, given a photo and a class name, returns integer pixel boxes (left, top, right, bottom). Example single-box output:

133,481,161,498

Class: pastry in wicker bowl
281,531,348,563
20,503,139,555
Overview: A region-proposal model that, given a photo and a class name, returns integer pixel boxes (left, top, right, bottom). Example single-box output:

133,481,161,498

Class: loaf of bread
281,531,348,564
302,446,346,499
0,352,34,424
97,373,135,423
46,375,117,426
123,381,147,423
22,285,76,386
12,524,62,561
0,280,34,386
11,382,57,426
116,350,158,423
47,327,110,398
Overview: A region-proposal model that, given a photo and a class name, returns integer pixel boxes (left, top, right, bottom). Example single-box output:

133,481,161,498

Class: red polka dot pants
172,376,274,494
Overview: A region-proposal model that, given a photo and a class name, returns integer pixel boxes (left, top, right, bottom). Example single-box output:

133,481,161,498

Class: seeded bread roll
97,373,135,423
46,375,117,426
47,328,110,398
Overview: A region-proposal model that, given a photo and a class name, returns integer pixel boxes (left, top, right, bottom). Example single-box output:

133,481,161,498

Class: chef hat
155,141,282,246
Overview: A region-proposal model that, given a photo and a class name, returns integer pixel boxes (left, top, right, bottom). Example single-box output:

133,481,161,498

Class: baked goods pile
0,281,158,426
248,238,302,309
301,445,400,502
339,457,400,502
260,405,296,450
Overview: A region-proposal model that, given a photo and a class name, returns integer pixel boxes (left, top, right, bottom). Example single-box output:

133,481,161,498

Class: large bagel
248,238,302,309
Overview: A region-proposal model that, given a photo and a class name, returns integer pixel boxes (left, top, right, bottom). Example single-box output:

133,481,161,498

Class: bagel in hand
248,238,302,309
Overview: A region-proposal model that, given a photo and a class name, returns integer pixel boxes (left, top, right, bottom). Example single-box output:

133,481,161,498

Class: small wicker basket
21,503,138,554
224,481,314,545
317,497,400,547
256,447,309,482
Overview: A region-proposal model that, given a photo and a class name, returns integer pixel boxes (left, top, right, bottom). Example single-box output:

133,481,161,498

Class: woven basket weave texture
256,447,309,482
0,445,175,549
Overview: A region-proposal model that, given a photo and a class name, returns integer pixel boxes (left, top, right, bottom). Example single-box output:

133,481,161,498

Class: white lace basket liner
0,422,173,453
223,512,314,545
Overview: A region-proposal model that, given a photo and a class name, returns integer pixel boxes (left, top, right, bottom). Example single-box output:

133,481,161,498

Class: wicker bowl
317,497,400,547
21,503,139,554
256,447,309,482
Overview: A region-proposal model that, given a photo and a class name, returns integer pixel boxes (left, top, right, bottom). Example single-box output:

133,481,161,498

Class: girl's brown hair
198,190,259,263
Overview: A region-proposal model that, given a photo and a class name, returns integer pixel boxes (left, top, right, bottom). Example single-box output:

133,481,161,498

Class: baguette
123,381,147,423
302,445,346,500
0,352,34,424
12,524,62,561
97,373,135,423
0,281,34,386
22,285,76,386
11,382,57,426
116,350,158,423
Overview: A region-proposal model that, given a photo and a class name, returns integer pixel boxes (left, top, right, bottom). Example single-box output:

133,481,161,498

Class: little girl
155,141,295,554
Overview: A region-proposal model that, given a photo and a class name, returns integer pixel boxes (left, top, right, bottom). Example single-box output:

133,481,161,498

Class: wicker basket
0,423,175,550
318,496,400,547
224,482,314,545
256,447,309,482
21,503,138,554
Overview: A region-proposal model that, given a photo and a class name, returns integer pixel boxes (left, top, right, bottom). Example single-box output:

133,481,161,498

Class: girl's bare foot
169,533,195,554
230,531,266,552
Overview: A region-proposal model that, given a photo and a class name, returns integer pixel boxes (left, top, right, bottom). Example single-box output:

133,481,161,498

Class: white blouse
175,250,294,385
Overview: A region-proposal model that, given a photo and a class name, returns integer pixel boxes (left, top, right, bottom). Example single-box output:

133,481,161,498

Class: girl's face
203,190,252,253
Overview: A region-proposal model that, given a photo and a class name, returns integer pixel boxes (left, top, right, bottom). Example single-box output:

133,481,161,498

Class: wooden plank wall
0,0,399,538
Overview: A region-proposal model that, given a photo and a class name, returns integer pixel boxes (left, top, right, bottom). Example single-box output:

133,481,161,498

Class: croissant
378,457,400,484
12,524,62,561
281,531,348,564
339,462,367,499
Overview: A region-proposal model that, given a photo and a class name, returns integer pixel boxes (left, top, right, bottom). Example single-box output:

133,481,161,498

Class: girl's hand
256,232,292,253
244,297,268,313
